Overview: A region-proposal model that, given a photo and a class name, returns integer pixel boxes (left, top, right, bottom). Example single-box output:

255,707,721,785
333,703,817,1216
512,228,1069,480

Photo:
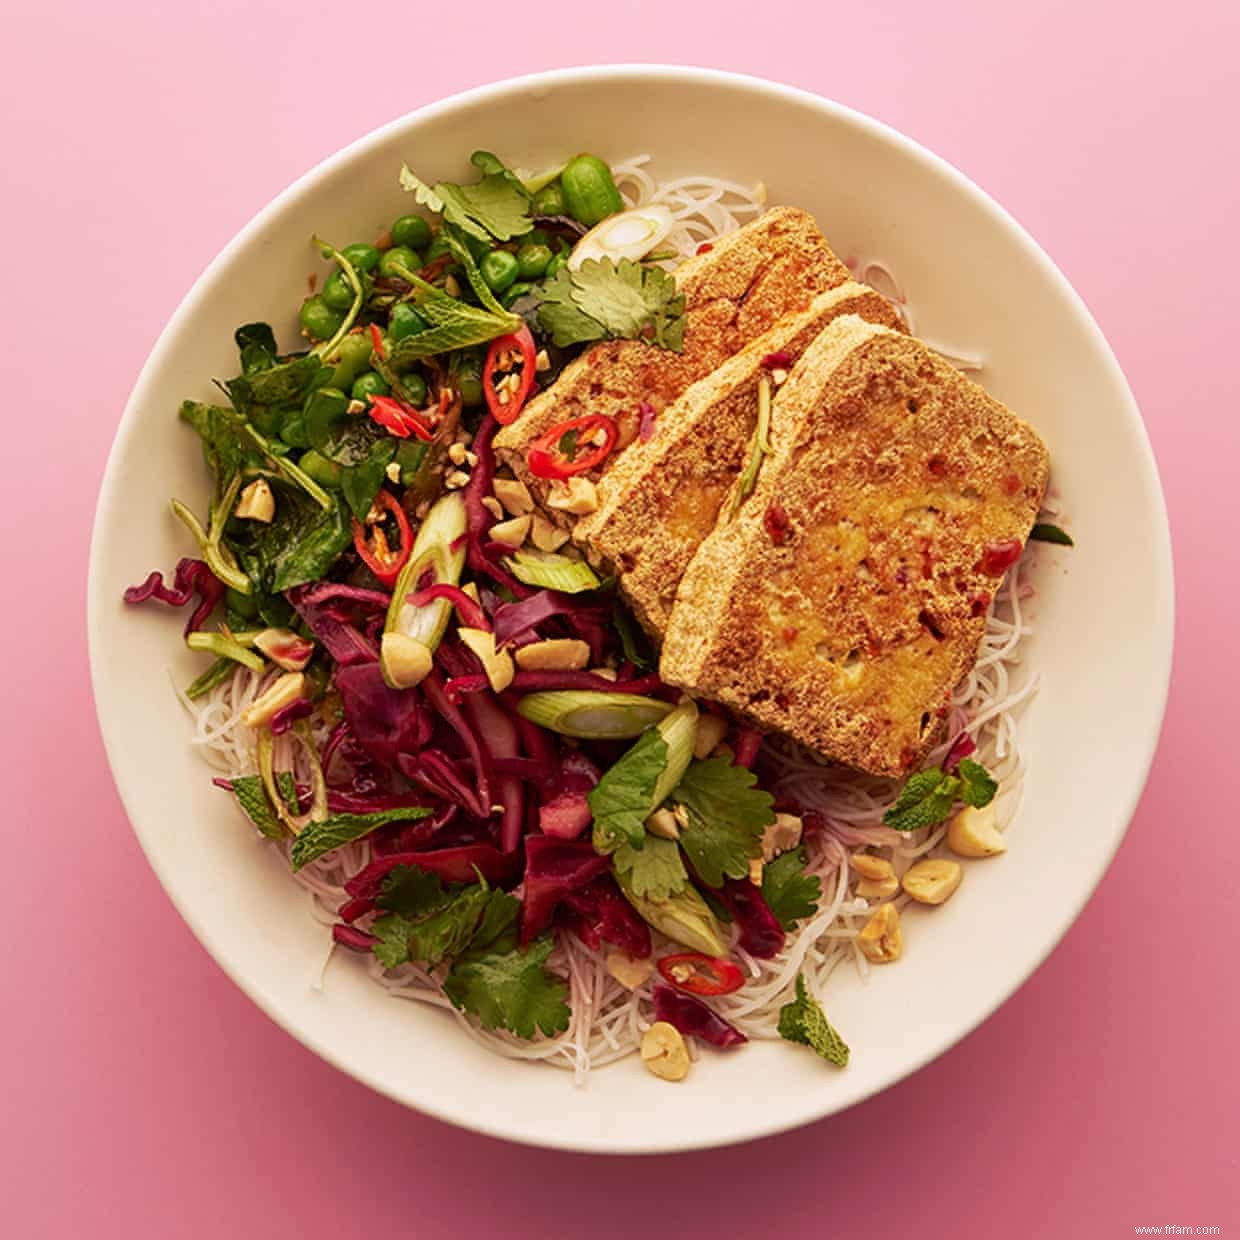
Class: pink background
4,0,1236,1234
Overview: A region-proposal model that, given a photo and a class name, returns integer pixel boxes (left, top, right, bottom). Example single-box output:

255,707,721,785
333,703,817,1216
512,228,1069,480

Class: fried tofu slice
492,207,851,522
660,316,1050,777
576,282,906,642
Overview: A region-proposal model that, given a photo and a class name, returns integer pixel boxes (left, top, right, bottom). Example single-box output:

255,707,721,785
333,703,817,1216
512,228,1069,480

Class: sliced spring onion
185,658,235,700
517,691,673,739
569,205,675,270
615,873,727,957
730,374,772,518
504,548,601,593
384,492,467,665
650,698,699,809
186,630,265,671
257,721,328,836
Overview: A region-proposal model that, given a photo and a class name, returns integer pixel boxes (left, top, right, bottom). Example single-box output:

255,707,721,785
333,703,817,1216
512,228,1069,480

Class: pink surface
4,0,1236,1234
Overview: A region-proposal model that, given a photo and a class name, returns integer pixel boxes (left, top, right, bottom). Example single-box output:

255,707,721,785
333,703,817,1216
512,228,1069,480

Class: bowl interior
89,67,1172,1153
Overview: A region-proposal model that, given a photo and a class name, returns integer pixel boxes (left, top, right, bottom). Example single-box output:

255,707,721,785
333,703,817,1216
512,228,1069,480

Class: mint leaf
371,879,506,970
385,272,521,366
588,729,669,855
276,771,300,816
778,974,849,1067
671,756,773,887
882,767,961,833
957,758,997,808
762,848,822,930
227,775,284,840
444,933,570,1039
1030,522,1073,546
536,258,686,351
613,836,688,901
289,805,432,869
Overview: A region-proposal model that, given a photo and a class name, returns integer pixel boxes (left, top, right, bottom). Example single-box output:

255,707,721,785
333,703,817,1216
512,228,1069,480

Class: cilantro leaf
400,154,532,243
671,756,774,887
289,806,432,870
1030,522,1073,546
957,758,998,808
471,889,522,951
536,258,686,352
226,775,284,840
881,767,961,833
444,933,570,1039
371,879,516,971
613,836,688,901
588,729,669,855
777,975,850,1067
375,864,451,919
762,848,822,930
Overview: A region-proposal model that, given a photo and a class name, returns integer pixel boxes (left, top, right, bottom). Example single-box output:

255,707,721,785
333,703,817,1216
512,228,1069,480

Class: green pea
328,331,374,389
351,371,389,401
279,410,310,448
502,281,533,309
560,155,623,227
388,302,427,342
455,350,483,408
298,449,342,488
532,182,566,216
226,587,258,619
379,245,422,278
321,270,356,311
516,242,552,279
391,214,432,250
480,249,520,293
341,243,381,273
398,371,428,405
298,295,343,342
544,253,567,279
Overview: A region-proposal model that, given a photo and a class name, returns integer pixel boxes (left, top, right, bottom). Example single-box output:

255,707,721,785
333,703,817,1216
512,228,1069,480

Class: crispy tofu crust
659,317,1050,777
492,207,851,521
577,283,906,642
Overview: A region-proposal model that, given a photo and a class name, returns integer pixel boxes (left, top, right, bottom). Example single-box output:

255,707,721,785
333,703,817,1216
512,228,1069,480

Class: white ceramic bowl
89,66,1173,1153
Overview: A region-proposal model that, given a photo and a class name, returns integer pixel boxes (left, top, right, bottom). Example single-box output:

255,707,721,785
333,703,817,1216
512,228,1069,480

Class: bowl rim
88,63,1174,1153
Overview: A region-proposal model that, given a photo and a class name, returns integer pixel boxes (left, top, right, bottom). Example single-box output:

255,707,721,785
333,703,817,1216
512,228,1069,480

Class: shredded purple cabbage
123,558,223,636
718,878,786,959
653,985,748,1048
520,835,611,945
287,584,379,666
335,662,430,767
269,697,313,735
560,875,652,958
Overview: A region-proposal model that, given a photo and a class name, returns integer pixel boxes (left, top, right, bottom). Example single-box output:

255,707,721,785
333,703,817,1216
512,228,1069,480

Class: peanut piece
901,859,963,905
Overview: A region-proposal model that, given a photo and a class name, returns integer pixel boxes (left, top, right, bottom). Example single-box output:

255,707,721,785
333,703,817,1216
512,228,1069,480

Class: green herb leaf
1030,522,1074,546
276,770,300,816
613,836,688,901
226,355,329,410
777,974,850,1067
956,758,998,808
385,271,521,366
762,847,822,930
588,729,669,855
612,604,653,670
340,439,396,522
233,483,353,594
289,805,432,870
226,774,285,840
179,400,252,489
671,756,774,887
536,258,686,351
235,322,278,374
443,932,570,1039
882,767,961,833
400,155,533,243
374,864,452,919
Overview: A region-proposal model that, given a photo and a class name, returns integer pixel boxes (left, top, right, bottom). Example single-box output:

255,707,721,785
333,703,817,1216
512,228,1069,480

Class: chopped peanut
380,633,433,689
901,859,963,905
857,903,902,963
546,476,599,515
458,628,514,693
946,804,1007,858
489,515,531,548
646,807,680,840
235,478,275,523
514,637,591,671
693,713,729,760
762,812,803,860
530,512,570,551
606,951,654,990
493,477,534,516
640,1022,690,1081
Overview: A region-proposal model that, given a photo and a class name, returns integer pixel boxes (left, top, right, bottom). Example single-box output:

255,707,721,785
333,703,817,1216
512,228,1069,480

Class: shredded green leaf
1030,522,1074,546
957,758,998,808
882,758,997,832
443,931,570,1039
778,974,850,1066
226,775,285,840
730,375,772,517
399,153,533,243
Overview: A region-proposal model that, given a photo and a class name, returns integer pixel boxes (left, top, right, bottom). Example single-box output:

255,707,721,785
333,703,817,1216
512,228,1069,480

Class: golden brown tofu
576,283,906,642
492,207,851,522
659,316,1050,777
